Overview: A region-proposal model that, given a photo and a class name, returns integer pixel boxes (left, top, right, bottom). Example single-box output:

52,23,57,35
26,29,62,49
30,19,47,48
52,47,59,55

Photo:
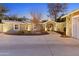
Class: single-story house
0,20,46,34
0,18,66,34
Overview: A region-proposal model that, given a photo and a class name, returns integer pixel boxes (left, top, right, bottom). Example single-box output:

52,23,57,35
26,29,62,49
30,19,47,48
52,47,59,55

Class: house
0,20,46,34
0,18,66,34
61,9,79,39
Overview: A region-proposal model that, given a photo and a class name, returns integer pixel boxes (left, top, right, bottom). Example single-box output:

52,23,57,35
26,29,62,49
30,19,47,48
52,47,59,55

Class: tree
8,15,30,21
48,3,67,21
30,11,42,24
0,4,8,22
30,11,45,32
19,16,30,21
9,15,18,21
17,16,27,21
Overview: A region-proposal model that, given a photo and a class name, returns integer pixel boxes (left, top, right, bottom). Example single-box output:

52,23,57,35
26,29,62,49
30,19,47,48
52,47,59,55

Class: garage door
72,15,79,39
77,18,79,39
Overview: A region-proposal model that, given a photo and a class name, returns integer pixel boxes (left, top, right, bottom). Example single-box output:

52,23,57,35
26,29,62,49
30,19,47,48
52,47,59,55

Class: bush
17,30,25,34
16,30,48,35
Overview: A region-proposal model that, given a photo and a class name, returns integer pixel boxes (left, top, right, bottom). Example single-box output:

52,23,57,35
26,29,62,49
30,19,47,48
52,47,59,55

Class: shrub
17,30,25,34
17,30,32,35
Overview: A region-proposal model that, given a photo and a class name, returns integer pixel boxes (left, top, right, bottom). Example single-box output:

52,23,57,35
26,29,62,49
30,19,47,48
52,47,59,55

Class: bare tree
30,10,45,32
30,11,42,24
48,3,67,21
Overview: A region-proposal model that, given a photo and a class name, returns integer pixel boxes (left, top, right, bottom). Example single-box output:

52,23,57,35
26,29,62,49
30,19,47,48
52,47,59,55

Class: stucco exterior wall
20,24,28,31
66,15,72,36
54,22,65,32
0,24,3,32
2,23,21,33
3,23,13,33
0,22,43,33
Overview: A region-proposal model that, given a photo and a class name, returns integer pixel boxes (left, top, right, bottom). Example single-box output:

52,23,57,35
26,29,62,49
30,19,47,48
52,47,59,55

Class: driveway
0,32,79,56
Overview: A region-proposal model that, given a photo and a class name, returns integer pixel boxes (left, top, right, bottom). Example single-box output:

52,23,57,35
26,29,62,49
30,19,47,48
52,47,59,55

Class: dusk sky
3,3,79,19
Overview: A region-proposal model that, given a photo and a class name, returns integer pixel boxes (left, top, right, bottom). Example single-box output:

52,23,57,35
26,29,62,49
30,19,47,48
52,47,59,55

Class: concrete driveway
0,32,79,56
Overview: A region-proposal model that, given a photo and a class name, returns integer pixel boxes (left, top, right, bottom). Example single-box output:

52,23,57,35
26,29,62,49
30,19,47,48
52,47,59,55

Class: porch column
45,24,47,31
28,24,31,31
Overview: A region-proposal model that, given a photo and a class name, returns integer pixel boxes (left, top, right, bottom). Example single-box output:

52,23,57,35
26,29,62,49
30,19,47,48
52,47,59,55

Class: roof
41,20,48,23
43,20,55,24
61,9,79,18
2,20,25,24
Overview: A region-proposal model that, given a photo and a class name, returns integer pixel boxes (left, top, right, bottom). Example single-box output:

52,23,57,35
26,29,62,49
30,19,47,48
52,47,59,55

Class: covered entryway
72,15,79,39
44,20,55,31
46,23,54,31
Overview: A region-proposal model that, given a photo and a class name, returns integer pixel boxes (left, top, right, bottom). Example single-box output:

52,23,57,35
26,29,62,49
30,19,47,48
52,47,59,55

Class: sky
3,3,79,19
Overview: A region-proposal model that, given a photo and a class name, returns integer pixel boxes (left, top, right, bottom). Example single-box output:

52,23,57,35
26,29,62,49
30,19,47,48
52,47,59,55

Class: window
14,24,20,30
15,25,18,29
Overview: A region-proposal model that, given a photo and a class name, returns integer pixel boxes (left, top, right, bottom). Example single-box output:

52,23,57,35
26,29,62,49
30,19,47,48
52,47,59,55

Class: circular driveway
0,32,79,56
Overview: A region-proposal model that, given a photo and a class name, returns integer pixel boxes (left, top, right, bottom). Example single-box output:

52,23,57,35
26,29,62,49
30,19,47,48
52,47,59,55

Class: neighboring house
61,9,79,39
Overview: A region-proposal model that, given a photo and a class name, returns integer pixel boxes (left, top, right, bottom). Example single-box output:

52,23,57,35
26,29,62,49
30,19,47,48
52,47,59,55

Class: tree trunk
55,14,57,21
